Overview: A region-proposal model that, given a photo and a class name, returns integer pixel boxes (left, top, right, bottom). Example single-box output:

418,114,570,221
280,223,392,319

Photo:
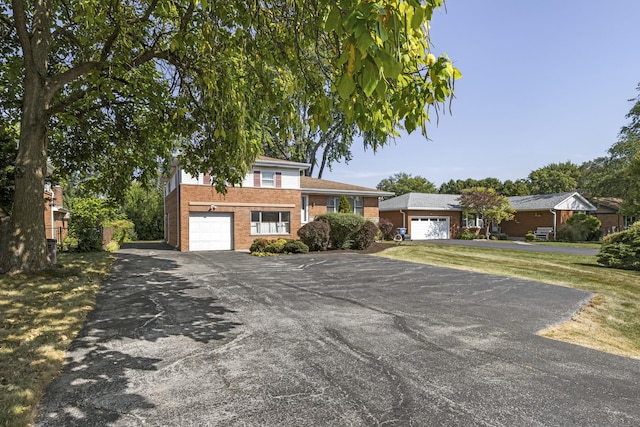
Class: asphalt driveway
37,244,639,426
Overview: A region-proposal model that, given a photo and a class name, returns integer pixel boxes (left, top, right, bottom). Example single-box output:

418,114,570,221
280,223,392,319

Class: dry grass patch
377,243,640,359
0,252,114,427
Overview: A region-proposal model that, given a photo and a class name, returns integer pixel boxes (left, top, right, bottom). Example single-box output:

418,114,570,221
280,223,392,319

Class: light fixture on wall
209,204,217,211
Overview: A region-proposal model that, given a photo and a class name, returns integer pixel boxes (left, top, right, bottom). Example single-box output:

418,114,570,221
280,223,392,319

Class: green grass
0,252,114,427
529,241,602,249
376,242,640,359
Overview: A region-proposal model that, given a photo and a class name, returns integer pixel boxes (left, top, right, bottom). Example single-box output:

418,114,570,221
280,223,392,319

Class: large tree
377,172,437,198
458,187,515,238
0,0,460,272
527,161,582,194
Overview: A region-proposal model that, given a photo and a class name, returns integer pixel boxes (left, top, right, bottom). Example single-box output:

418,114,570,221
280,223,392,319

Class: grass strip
376,243,640,359
0,252,114,427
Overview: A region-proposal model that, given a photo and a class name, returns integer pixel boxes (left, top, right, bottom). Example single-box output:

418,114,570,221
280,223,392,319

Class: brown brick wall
307,195,380,220
165,189,179,248
596,213,623,234
179,185,301,251
500,210,574,237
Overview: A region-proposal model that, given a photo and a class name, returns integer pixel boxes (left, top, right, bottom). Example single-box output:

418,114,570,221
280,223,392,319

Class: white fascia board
255,159,311,170
302,188,393,197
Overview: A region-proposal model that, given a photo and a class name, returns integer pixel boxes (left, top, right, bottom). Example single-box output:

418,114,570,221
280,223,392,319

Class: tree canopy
0,0,461,272
377,172,437,197
527,161,581,194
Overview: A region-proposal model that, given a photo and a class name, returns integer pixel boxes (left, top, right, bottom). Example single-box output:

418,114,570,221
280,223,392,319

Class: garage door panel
411,217,449,240
189,213,233,251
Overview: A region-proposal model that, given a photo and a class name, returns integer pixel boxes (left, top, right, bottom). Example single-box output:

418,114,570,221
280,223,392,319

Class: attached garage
188,212,233,251
411,217,450,240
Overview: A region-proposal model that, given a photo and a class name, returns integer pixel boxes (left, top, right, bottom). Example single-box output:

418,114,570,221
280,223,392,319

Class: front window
462,213,483,228
251,211,290,235
261,171,275,187
326,196,364,215
623,216,637,230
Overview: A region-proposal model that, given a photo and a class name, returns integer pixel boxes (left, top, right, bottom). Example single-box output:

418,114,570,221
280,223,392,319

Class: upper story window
254,170,281,188
261,171,275,187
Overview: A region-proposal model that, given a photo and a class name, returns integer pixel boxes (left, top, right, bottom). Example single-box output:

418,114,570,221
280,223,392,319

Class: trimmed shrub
315,213,366,249
352,221,378,250
105,240,120,252
297,221,331,251
524,231,536,241
338,195,351,213
378,218,395,240
263,238,288,253
283,239,309,254
597,222,640,270
250,238,270,253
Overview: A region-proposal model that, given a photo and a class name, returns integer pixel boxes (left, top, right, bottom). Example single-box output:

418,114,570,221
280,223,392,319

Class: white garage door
411,217,450,240
189,212,233,251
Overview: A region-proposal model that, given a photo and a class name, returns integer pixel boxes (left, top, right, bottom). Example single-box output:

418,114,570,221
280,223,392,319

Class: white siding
242,168,301,189
180,170,200,185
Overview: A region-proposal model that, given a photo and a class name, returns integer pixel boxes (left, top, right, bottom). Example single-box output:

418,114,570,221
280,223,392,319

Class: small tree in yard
597,221,640,270
338,195,352,213
459,187,515,238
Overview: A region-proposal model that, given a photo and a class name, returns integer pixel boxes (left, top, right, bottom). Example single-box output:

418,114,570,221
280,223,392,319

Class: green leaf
325,7,342,32
411,6,424,29
360,59,379,97
337,74,356,99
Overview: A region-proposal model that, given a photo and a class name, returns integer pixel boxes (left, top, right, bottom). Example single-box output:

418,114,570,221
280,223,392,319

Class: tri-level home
164,156,392,251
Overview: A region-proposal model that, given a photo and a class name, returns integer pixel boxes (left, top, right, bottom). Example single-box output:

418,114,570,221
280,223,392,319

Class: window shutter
203,173,211,185
254,171,261,187
275,172,282,188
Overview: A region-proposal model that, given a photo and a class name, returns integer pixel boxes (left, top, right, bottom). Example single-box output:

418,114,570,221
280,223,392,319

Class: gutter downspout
400,209,406,228
47,187,55,239
550,209,557,240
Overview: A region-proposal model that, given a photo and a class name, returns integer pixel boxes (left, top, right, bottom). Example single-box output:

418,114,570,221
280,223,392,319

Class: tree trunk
0,70,50,273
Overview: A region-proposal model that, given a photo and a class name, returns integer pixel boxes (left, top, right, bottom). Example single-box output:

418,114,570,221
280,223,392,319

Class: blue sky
324,1,640,189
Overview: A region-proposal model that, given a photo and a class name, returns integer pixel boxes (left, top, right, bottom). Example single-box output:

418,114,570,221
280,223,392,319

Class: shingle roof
507,192,595,211
300,176,393,196
379,193,461,211
380,191,597,212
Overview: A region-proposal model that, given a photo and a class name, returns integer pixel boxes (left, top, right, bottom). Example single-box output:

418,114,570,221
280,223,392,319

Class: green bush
107,219,136,244
297,221,331,251
597,222,640,270
263,238,288,253
68,197,123,252
524,232,536,241
378,218,395,240
458,230,477,240
338,195,351,213
557,213,601,242
105,240,120,252
352,221,378,250
315,213,366,249
250,238,270,253
283,239,309,254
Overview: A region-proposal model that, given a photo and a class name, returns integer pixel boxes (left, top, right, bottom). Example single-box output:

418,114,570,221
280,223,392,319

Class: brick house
379,192,597,240
44,183,71,242
590,197,638,236
164,156,392,251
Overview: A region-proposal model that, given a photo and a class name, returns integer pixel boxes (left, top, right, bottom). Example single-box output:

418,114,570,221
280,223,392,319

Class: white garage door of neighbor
189,212,233,251
411,217,450,240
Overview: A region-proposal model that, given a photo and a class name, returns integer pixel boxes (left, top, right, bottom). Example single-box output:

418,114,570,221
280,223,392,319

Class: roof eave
302,188,393,197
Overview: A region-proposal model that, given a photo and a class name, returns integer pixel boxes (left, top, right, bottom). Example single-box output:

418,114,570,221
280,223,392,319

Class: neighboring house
164,156,392,251
590,197,638,235
379,193,463,240
501,192,596,239
44,184,71,242
379,191,597,240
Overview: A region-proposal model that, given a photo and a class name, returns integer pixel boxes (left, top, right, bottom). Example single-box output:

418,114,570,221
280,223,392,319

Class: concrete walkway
37,244,638,426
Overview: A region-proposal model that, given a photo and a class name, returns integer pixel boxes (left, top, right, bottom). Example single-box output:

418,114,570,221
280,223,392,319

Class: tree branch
10,0,32,67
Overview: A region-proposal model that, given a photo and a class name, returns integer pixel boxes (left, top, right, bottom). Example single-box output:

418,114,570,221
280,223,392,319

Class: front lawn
376,243,640,359
0,252,114,427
